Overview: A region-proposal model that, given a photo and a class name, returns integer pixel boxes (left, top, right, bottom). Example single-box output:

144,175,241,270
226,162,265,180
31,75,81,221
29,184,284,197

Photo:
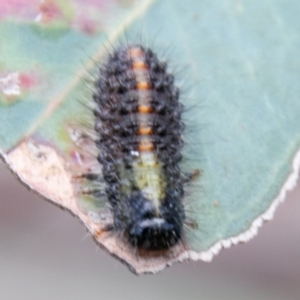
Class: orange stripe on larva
138,105,152,113
138,141,154,152
136,81,150,90
138,127,152,135
128,48,144,57
132,61,147,70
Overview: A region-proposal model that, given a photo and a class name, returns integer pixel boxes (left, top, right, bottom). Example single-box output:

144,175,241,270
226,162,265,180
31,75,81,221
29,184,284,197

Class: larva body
93,44,186,250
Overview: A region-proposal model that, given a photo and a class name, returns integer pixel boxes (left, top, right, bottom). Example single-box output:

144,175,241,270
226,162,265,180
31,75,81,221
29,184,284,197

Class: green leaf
1,0,300,274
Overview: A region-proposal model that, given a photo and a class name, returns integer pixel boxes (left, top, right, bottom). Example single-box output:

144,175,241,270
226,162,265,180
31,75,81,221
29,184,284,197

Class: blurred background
0,162,299,300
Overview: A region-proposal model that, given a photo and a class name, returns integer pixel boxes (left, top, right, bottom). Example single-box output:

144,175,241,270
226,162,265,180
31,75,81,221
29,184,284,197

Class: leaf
1,0,300,274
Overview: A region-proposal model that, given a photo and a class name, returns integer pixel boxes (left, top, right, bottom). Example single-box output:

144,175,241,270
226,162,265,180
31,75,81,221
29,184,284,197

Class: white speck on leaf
0,72,20,96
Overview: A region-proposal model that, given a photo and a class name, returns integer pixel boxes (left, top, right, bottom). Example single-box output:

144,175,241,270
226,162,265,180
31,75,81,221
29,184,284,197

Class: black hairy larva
84,44,199,250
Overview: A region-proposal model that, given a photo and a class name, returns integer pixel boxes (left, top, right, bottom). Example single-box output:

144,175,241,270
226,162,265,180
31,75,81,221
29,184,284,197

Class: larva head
119,192,183,250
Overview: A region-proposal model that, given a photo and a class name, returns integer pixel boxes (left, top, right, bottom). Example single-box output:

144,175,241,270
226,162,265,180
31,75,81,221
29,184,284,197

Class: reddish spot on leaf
76,18,99,35
0,71,40,105
19,73,37,90
37,0,62,23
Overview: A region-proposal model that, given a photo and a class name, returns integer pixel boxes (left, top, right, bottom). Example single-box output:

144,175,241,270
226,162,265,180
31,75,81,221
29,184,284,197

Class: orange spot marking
128,48,144,57
139,141,154,152
136,81,150,90
132,61,147,70
138,105,152,113
138,127,152,135
93,229,105,238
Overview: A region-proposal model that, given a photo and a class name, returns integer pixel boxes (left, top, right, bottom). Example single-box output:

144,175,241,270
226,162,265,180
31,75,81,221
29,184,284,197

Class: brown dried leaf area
6,139,188,274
